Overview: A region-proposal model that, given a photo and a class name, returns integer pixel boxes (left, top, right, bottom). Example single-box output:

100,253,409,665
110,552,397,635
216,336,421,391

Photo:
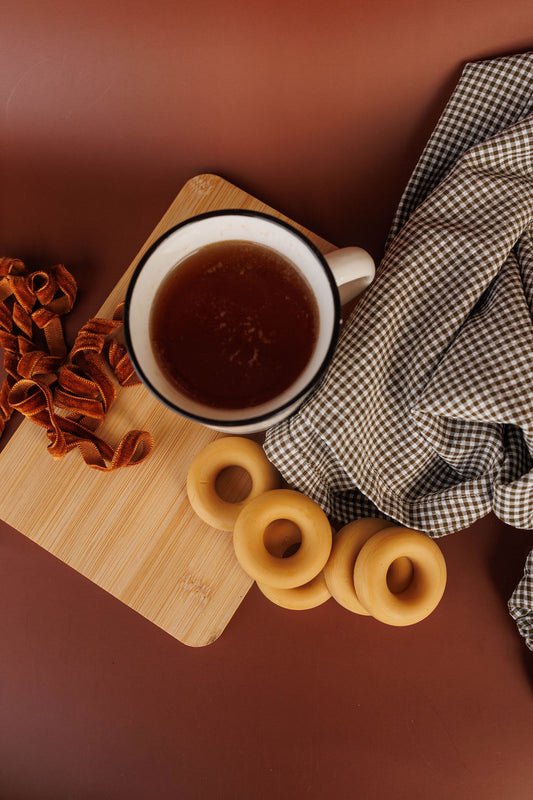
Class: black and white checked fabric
264,52,533,649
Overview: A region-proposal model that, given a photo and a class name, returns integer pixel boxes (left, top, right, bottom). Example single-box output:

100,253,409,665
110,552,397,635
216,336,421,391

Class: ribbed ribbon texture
0,257,153,470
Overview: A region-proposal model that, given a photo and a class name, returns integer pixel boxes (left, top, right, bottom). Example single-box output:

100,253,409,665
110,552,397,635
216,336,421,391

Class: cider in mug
150,240,319,410
124,210,375,433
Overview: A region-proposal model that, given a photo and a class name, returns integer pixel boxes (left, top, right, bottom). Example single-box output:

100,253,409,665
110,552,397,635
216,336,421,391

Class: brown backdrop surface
1,2,533,798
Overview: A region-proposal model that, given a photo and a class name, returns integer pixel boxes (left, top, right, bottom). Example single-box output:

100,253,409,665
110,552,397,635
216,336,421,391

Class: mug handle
324,247,376,305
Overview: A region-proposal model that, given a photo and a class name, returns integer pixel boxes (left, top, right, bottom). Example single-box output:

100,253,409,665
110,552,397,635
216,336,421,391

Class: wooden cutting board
0,174,333,647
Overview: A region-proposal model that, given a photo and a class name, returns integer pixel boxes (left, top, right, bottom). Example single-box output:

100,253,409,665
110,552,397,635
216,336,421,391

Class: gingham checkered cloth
264,52,533,649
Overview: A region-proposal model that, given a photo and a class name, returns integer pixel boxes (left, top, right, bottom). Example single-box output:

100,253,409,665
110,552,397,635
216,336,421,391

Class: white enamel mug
124,210,375,433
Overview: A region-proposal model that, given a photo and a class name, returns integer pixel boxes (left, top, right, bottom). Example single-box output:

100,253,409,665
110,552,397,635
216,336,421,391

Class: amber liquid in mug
150,240,319,410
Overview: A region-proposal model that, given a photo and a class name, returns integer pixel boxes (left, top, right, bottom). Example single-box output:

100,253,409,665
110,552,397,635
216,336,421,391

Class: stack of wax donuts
186,437,447,625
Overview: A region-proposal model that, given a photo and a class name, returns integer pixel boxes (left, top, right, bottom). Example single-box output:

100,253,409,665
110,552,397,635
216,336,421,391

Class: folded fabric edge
263,417,495,537
386,50,533,248
508,549,533,651
507,607,533,652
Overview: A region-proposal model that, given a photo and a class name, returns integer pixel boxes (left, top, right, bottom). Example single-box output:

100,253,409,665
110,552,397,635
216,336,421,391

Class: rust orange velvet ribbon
0,257,154,470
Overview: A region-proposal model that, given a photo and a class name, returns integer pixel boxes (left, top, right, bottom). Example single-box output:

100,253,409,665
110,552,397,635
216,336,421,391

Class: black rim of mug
123,208,342,428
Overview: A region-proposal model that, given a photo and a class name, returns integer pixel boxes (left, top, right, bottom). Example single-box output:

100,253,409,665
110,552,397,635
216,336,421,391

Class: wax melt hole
264,519,302,558
215,466,252,503
387,556,414,594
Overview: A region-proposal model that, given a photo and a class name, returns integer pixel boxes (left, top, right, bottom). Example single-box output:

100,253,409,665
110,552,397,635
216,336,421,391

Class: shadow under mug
124,210,375,433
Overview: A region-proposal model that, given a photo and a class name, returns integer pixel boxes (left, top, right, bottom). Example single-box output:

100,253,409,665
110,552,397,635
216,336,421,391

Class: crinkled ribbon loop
0,257,154,469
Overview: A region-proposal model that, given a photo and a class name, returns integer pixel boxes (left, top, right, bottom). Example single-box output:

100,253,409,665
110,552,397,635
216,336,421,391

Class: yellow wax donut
186,436,280,531
233,489,332,589
353,527,447,626
323,518,394,615
257,571,331,611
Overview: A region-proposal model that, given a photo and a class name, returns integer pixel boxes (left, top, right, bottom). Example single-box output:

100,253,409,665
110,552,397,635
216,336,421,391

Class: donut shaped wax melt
353,527,446,626
233,489,332,589
324,518,394,615
186,436,279,531
257,570,331,610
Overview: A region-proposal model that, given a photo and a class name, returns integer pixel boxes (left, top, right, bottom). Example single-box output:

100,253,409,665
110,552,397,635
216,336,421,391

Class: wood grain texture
0,175,334,646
